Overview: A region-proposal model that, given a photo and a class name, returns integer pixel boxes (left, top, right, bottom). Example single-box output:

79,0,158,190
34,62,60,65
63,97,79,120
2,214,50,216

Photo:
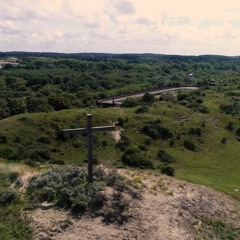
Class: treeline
1,52,240,119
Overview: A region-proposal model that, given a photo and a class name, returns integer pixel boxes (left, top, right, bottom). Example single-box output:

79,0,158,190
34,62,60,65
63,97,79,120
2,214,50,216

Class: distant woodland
1,52,240,118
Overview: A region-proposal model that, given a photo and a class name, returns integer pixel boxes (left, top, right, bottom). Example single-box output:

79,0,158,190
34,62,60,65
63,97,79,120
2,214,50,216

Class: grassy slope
0,88,239,200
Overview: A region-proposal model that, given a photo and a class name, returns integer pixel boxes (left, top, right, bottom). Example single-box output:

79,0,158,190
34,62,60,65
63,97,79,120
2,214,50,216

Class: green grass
0,88,239,200
0,160,33,240
0,204,33,240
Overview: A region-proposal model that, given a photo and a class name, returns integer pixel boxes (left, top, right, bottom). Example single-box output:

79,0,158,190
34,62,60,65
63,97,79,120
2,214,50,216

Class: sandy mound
25,169,240,240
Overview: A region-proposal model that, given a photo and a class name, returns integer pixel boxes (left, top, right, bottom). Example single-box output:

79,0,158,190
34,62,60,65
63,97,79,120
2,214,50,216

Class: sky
1,0,240,55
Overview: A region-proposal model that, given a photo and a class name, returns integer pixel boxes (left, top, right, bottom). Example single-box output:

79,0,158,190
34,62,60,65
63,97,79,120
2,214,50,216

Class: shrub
117,117,125,127
30,149,51,161
183,139,197,151
142,120,173,140
188,127,202,136
161,166,175,176
122,97,140,107
226,121,234,131
102,192,129,225
0,147,18,160
177,93,189,101
169,139,175,147
157,150,175,164
121,148,154,169
135,106,149,113
0,135,7,144
142,93,155,103
106,172,125,192
142,125,159,139
221,137,227,144
0,189,18,206
142,125,173,140
115,134,130,151
220,104,233,114
236,128,240,138
198,106,209,113
138,144,148,152
27,166,134,224
196,98,203,104
8,171,19,183
37,135,51,144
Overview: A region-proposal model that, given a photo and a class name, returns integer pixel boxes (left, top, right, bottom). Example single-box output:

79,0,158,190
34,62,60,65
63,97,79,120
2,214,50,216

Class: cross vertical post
62,114,116,183
87,114,93,183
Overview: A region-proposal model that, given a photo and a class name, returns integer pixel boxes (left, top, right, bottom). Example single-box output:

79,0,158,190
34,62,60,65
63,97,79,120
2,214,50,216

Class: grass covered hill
0,86,239,200
0,53,240,239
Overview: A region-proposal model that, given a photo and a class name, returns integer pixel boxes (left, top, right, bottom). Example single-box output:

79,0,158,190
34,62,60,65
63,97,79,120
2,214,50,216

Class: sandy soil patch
25,169,240,240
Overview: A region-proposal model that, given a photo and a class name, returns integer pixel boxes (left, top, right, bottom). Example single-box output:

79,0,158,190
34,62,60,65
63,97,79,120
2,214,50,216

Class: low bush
0,147,18,160
122,97,140,107
221,137,227,144
135,106,149,114
30,149,51,162
161,166,175,176
37,135,51,144
236,128,240,138
183,139,197,151
121,147,154,169
115,134,131,151
27,166,136,224
0,189,18,206
188,127,202,136
157,150,175,164
226,121,234,131
0,135,7,144
142,120,173,140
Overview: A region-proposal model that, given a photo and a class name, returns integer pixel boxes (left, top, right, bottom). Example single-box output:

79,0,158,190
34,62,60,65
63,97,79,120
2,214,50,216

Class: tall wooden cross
62,114,116,183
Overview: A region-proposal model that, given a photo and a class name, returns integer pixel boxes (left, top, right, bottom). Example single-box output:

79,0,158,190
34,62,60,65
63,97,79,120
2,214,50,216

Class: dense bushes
157,150,175,164
0,189,18,206
188,127,202,136
122,97,140,107
183,139,197,151
142,120,173,140
27,166,137,224
157,150,175,176
220,102,240,115
236,128,240,138
121,147,154,169
161,166,175,176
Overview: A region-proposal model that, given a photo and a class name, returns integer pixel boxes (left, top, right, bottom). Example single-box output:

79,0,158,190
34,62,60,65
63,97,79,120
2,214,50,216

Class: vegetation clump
157,150,175,164
27,166,139,224
183,139,197,151
121,147,154,169
142,119,173,140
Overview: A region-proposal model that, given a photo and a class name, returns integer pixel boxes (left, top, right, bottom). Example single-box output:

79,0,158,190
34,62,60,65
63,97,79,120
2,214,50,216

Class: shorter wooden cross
63,114,116,183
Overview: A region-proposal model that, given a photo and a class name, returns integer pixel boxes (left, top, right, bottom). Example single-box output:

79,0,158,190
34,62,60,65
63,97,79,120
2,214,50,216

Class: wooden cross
62,114,116,183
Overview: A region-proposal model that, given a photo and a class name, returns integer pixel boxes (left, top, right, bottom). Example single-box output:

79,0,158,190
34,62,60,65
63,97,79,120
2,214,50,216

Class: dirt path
99,87,198,105
25,169,240,240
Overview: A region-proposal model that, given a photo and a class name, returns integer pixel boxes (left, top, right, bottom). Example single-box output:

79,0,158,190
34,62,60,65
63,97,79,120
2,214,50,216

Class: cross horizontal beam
63,125,115,135
62,114,116,183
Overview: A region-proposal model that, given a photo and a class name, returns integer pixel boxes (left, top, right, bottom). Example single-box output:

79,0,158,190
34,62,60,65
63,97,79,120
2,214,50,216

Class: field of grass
0,160,33,240
0,87,239,200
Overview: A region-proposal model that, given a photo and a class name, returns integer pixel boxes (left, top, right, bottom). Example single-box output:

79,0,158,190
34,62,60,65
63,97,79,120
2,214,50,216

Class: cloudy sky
1,0,240,55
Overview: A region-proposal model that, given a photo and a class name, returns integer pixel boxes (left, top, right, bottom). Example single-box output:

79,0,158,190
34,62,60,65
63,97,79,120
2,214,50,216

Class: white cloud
0,0,240,55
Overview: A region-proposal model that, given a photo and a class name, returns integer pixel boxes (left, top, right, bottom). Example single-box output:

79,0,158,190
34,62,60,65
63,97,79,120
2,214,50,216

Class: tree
0,99,10,119
26,96,52,113
122,97,140,107
7,98,27,116
48,94,72,110
142,93,155,103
